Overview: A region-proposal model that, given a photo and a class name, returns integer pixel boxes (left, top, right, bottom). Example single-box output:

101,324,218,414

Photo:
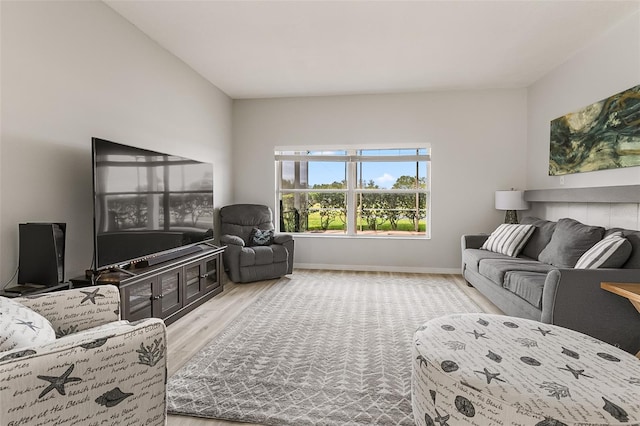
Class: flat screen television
92,137,214,271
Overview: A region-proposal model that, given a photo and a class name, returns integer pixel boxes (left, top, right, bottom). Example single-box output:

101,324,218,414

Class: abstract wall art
549,84,640,176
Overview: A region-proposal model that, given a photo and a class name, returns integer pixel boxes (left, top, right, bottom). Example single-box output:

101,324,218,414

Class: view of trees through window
275,148,430,237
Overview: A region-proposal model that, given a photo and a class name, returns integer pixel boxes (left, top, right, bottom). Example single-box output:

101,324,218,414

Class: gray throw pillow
249,228,274,246
574,232,632,269
538,218,605,268
520,217,557,260
607,228,640,269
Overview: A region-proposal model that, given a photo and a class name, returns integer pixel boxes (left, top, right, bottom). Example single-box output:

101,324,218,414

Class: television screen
92,138,214,270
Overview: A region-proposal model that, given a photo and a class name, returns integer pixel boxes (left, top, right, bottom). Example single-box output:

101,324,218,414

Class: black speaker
18,223,66,286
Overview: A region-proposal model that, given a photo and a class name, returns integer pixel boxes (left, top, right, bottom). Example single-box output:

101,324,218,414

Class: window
275,147,430,237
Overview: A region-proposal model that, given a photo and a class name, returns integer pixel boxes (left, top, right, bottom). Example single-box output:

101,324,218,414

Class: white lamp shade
495,190,529,211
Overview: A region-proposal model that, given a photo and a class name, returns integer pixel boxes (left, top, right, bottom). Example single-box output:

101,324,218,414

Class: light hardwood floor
165,271,503,426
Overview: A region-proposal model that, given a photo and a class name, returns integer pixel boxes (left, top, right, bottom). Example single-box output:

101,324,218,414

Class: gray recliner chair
219,204,294,283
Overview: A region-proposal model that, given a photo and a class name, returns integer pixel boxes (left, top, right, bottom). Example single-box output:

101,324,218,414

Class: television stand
70,244,225,325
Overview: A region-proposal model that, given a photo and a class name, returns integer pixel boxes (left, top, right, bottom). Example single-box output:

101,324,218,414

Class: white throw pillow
575,232,632,269
0,296,56,352
481,224,535,257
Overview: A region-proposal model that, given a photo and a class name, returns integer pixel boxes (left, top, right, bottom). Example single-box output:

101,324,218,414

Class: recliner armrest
221,234,245,246
273,233,293,244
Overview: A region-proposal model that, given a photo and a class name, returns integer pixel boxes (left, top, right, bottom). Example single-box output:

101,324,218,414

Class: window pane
356,193,427,235
308,192,346,233
276,146,430,238
280,191,346,234
309,162,346,189
280,160,346,189
280,161,308,189
357,161,428,189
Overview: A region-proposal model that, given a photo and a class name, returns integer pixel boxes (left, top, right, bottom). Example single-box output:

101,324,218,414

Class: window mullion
347,155,357,235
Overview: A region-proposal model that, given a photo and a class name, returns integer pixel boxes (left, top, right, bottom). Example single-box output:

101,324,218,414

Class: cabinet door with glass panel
121,277,156,322
157,268,183,318
184,254,221,304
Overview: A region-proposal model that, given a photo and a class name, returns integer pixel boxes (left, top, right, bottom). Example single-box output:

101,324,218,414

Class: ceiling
104,1,640,100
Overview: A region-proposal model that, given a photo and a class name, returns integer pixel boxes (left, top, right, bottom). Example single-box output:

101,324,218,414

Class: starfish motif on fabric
37,364,82,398
16,319,39,332
466,329,488,340
474,367,506,384
532,327,554,336
434,408,450,426
80,288,105,305
558,364,593,380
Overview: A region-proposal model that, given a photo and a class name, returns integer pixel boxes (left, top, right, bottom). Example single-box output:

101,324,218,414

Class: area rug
167,269,483,425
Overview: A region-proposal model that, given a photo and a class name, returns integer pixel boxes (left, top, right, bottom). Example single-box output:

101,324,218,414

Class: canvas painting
549,84,640,176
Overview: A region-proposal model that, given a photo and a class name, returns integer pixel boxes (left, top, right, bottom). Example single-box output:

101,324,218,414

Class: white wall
526,10,640,230
0,1,233,282
527,10,640,190
233,90,527,272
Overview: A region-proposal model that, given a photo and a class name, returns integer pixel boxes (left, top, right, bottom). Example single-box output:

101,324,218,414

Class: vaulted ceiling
105,1,640,99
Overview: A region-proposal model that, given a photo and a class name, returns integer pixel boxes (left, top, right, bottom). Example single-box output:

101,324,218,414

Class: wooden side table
601,282,640,358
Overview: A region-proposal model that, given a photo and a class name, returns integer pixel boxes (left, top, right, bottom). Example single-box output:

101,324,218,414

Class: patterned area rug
167,270,483,425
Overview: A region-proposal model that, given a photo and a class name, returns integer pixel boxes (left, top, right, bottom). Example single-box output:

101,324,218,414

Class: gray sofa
462,217,640,354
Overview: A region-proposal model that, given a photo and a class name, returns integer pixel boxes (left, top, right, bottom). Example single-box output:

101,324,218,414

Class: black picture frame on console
91,137,215,272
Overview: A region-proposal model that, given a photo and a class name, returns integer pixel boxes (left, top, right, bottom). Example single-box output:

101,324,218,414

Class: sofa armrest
541,268,640,354
461,234,489,250
0,318,166,425
14,285,121,337
220,234,245,246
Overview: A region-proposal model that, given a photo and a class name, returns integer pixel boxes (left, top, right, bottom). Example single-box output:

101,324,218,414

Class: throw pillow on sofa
481,224,535,257
538,218,605,268
0,297,56,352
519,217,557,260
574,231,632,269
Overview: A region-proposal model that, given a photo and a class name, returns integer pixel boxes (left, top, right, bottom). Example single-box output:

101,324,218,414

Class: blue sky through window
307,149,428,189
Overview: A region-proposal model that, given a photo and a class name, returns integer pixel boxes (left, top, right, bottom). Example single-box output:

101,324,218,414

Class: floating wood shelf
524,185,640,203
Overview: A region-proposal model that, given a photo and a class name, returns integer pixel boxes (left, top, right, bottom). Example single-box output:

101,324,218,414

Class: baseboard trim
294,263,461,275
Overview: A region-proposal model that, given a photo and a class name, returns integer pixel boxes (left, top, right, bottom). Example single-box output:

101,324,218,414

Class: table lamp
495,190,529,224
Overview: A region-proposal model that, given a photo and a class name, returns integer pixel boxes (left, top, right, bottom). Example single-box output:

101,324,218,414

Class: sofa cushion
481,224,535,257
538,218,605,268
0,297,56,352
478,258,553,285
607,228,640,269
463,249,514,273
575,231,632,269
520,217,557,260
503,271,547,309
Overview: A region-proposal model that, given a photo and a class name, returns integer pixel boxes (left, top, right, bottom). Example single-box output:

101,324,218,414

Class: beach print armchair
220,204,294,283
0,285,167,425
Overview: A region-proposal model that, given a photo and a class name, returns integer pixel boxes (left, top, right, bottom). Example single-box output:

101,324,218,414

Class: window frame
275,145,431,239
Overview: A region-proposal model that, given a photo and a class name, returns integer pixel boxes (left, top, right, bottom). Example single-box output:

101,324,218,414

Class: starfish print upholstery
558,364,594,380
532,327,554,337
80,289,105,305
434,408,450,426
37,364,82,398
15,319,39,332
474,367,506,384
467,329,488,340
